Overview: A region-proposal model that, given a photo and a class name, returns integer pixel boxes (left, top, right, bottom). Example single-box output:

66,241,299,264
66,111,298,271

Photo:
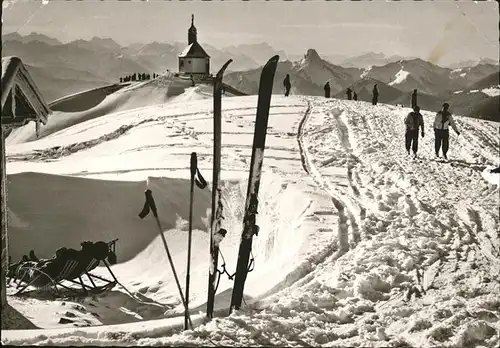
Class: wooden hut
1,56,51,324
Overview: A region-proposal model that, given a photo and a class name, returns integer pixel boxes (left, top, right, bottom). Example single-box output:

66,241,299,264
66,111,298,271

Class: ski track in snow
3,92,500,347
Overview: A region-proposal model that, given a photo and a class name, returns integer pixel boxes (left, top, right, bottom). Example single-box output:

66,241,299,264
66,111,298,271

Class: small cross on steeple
188,14,197,45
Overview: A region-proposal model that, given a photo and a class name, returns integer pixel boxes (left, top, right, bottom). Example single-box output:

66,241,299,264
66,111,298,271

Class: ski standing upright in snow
229,55,279,313
206,59,232,320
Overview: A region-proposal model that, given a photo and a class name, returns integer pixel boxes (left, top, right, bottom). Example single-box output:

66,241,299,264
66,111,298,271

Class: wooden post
1,124,8,310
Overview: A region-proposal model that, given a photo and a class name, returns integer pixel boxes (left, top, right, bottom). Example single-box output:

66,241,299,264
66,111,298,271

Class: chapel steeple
188,14,197,45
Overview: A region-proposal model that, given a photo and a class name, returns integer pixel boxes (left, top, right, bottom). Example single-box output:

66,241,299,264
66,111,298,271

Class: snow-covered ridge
481,86,500,97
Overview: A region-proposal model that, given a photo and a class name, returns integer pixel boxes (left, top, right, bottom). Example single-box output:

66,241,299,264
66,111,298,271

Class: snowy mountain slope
358,59,497,97
449,65,500,93
365,59,450,95
2,91,499,346
4,94,339,332
6,77,195,144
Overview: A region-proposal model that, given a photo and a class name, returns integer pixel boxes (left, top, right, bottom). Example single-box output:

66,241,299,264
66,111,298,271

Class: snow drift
6,76,196,145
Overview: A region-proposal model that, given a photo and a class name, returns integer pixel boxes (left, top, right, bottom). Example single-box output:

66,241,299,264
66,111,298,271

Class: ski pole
138,189,193,330
185,152,197,331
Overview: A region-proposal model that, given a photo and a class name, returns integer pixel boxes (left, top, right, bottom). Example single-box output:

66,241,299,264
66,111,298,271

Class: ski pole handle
190,152,197,178
138,189,158,219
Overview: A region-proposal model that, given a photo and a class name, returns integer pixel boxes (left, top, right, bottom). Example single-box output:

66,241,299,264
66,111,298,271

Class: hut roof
1,56,51,127
178,42,210,59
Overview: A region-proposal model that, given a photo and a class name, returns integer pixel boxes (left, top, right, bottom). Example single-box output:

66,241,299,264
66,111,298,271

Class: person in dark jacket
346,88,352,100
411,89,418,109
404,106,425,157
353,91,358,101
434,103,460,159
29,250,38,261
283,74,291,97
372,84,379,105
324,82,331,98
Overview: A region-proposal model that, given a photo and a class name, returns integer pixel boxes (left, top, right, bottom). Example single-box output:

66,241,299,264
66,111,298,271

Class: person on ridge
324,81,331,98
411,89,418,109
353,91,358,101
346,87,353,100
434,102,460,160
29,250,38,261
372,84,379,105
404,105,425,157
283,74,291,97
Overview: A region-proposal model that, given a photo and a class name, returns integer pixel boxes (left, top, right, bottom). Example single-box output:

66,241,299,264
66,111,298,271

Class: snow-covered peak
360,66,372,79
300,48,323,65
388,67,410,86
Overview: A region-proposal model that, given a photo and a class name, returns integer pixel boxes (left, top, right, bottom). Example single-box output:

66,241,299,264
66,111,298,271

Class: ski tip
216,59,233,78
266,55,280,66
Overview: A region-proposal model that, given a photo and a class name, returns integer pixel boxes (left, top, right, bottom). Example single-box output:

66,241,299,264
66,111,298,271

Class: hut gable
1,56,51,127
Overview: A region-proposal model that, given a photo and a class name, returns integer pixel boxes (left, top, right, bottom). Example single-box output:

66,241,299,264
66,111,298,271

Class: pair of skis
207,55,280,319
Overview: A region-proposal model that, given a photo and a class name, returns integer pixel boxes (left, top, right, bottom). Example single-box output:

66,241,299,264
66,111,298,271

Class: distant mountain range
2,32,498,121
338,52,414,69
225,48,498,121
449,58,499,69
2,32,270,101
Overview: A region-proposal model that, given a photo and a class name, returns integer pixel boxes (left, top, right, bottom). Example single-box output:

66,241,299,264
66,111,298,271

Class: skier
346,88,352,100
434,103,460,159
411,89,418,109
353,91,358,101
283,74,291,97
324,82,331,98
404,105,425,157
372,84,379,105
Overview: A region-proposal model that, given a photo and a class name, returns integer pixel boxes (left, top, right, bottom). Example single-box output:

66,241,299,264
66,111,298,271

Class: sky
2,0,499,66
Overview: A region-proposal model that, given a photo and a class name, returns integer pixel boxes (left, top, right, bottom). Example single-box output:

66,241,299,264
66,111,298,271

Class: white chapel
178,15,210,76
